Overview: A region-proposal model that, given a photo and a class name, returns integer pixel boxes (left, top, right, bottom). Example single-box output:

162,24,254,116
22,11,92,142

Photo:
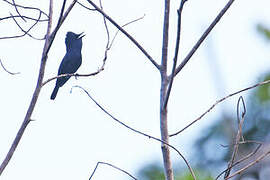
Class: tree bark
160,0,174,179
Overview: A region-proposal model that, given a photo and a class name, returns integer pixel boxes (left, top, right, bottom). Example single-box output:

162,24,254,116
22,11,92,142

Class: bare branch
43,15,145,87
77,1,96,11
225,150,270,179
55,0,67,31
173,0,235,76
10,12,44,40
99,0,109,47
159,0,173,179
85,0,160,70
0,0,53,174
97,0,110,72
42,70,102,87
108,15,145,50
215,141,262,180
0,15,48,22
0,12,43,40
89,161,137,180
2,0,49,18
72,85,197,180
0,58,20,75
162,0,188,110
0,0,78,174
44,0,77,56
11,0,26,22
170,79,270,137
224,96,246,178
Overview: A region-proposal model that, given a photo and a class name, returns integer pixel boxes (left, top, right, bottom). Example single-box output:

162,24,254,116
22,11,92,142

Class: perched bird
50,31,85,100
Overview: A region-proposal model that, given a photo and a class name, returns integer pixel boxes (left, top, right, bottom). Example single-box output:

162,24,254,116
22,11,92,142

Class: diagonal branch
0,12,43,40
2,0,49,18
42,15,145,87
89,161,137,180
44,0,77,56
0,15,48,22
162,0,187,110
0,0,53,174
173,0,235,77
0,0,77,175
9,12,44,40
170,79,270,137
216,141,262,180
225,149,270,179
0,58,20,75
11,0,26,22
224,96,246,178
77,1,96,11
72,85,197,180
85,0,160,70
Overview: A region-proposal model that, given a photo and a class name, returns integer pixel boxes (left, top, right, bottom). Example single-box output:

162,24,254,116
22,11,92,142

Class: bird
50,31,85,100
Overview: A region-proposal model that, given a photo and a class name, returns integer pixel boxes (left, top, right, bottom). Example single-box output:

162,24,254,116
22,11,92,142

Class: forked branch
170,79,270,137
173,0,235,77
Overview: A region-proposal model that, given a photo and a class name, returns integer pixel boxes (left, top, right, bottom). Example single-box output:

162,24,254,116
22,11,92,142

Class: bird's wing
58,52,81,75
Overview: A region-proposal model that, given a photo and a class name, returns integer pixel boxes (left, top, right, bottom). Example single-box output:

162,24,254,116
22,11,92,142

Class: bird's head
65,31,85,51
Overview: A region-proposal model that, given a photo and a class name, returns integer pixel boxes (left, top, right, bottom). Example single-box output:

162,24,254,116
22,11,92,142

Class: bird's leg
75,73,79,80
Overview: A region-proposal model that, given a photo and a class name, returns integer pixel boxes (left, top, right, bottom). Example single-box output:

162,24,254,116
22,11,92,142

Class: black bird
50,31,85,100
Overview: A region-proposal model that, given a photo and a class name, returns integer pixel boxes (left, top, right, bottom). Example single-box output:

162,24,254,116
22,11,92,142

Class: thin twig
163,0,188,110
99,0,110,48
0,58,20,75
108,14,146,50
173,0,235,76
224,96,246,178
44,0,77,56
85,0,160,70
170,79,270,137
72,86,197,180
42,70,102,86
55,0,67,30
215,141,262,180
77,1,96,11
0,0,77,175
12,0,26,22
0,12,43,40
0,0,53,174
98,0,110,70
0,15,48,22
89,161,137,180
9,12,44,40
43,15,145,87
225,150,270,179
2,0,49,18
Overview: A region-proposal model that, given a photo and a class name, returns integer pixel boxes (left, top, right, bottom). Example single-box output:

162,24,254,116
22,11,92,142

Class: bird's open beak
77,32,85,39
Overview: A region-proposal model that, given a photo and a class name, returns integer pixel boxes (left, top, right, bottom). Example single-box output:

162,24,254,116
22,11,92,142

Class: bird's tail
50,86,59,100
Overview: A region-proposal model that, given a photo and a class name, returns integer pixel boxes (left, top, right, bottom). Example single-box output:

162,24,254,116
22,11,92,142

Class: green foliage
257,24,270,40
194,73,270,176
177,172,213,180
138,164,165,180
137,23,270,180
137,163,213,180
256,74,270,103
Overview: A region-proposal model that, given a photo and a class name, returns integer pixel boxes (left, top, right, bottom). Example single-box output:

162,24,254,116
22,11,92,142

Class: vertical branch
85,0,160,70
224,96,246,178
160,0,173,180
174,0,235,76
163,0,187,110
0,0,76,175
0,0,54,175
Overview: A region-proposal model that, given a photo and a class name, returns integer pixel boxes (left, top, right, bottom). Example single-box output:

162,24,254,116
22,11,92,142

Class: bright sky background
1,0,270,179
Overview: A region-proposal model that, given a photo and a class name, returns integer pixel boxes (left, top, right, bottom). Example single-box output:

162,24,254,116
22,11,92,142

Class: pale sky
1,0,270,179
